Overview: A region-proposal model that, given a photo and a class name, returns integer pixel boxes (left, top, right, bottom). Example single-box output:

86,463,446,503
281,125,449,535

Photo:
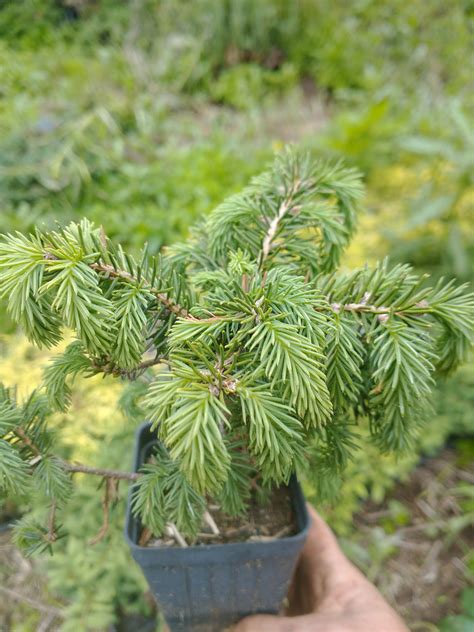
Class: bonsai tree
0,149,472,551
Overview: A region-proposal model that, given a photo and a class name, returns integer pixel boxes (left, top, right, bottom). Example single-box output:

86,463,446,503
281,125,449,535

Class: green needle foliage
0,148,473,548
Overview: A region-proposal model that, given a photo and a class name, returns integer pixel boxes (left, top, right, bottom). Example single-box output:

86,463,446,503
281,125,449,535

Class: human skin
233,505,409,632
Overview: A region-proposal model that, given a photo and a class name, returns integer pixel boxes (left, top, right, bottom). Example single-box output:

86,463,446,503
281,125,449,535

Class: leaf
0,439,30,495
325,314,365,412
33,455,72,504
44,341,93,412
110,283,152,369
238,384,305,484
0,394,22,435
248,318,332,426
164,467,205,538
368,321,436,451
131,463,168,536
159,384,231,495
41,256,115,354
0,232,63,347
218,440,253,516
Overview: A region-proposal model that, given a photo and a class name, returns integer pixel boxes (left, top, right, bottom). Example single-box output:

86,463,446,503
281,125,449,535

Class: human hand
233,505,409,632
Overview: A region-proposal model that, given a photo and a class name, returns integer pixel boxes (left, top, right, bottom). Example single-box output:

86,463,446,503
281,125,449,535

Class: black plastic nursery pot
125,422,311,632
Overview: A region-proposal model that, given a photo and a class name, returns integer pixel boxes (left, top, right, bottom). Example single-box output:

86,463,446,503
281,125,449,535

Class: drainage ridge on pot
125,422,311,632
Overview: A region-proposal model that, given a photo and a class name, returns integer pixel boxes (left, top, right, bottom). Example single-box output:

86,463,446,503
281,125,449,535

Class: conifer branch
14,427,42,457
89,261,188,317
259,179,302,266
91,354,164,378
13,426,140,481
59,462,140,481
134,356,164,372
325,297,435,317
1,149,472,548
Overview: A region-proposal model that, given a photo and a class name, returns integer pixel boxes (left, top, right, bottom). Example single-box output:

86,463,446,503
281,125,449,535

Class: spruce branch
44,341,93,411
34,455,72,504
89,261,188,317
134,356,165,371
1,148,472,546
247,317,332,425
60,461,140,481
0,439,31,494
13,425,140,481
325,313,365,412
12,518,61,556
131,462,168,535
259,177,303,266
202,149,363,275
156,383,232,494
368,320,436,451
238,384,305,483
13,426,42,457
163,466,206,538
218,439,253,516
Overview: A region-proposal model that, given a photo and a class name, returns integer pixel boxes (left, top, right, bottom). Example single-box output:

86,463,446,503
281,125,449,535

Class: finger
232,614,288,631
302,505,357,573
303,507,408,625
289,504,364,611
233,613,330,632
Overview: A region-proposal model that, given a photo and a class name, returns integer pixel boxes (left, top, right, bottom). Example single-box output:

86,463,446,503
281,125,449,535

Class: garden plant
0,149,472,628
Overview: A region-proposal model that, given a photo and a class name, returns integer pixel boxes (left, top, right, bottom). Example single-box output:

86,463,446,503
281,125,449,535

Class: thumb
231,614,287,631
232,613,330,631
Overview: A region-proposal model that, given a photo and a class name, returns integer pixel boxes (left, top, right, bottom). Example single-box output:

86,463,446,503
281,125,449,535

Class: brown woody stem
14,428,140,482
89,478,116,545
47,501,57,542
14,427,42,456
42,251,188,316
61,461,140,481
136,356,163,371
259,180,302,266
90,262,188,317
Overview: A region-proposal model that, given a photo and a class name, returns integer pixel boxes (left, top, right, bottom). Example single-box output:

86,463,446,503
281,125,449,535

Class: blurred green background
0,1,473,631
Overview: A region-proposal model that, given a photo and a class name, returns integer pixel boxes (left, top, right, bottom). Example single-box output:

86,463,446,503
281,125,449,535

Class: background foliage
1,1,473,630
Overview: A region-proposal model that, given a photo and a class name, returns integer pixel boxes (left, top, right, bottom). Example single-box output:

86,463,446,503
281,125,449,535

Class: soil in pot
139,485,298,548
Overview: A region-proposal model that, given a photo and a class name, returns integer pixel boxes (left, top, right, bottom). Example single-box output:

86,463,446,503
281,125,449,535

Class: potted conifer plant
0,149,472,631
